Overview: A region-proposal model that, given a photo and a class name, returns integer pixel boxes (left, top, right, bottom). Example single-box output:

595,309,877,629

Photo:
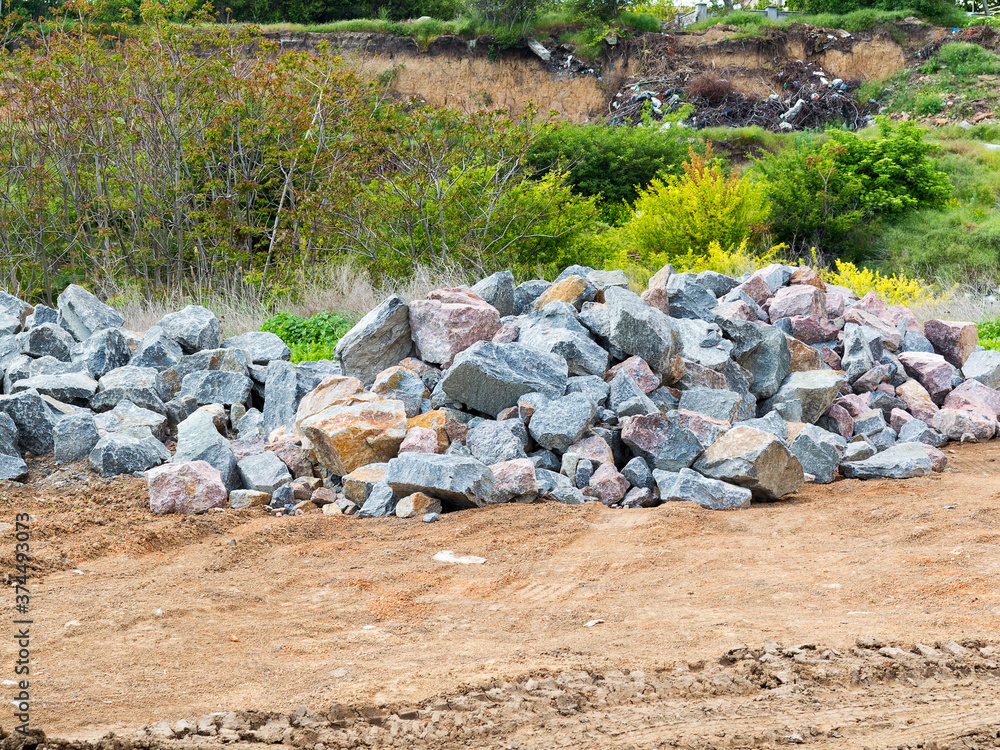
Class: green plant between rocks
261,310,356,362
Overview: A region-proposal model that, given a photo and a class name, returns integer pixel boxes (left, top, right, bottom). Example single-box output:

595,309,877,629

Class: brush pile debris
1,262,998,517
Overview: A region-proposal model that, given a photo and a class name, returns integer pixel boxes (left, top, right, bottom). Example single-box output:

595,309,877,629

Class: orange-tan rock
406,410,451,452
301,399,407,476
534,276,592,310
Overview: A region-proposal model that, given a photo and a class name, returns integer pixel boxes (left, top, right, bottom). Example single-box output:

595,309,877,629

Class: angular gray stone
236,408,264,439
156,305,221,354
0,291,30,325
604,286,681,378
844,438,876,462
868,426,897,452
902,329,935,354
88,432,170,477
261,361,324,436
696,270,740,298
12,372,98,404
621,456,654,490
678,387,741,423
665,274,717,321
527,393,597,452
173,407,240,490
0,389,57,455
16,323,75,361
513,280,551,316
735,325,790,399
222,331,291,365
841,324,883,383
587,269,629,291
472,270,517,317
740,411,789,442
547,484,586,504
0,452,27,480
90,366,169,414
94,400,168,441
180,370,252,407
357,482,398,518
608,370,657,416
54,413,100,463
160,348,250,398
440,342,567,417
765,370,847,425
853,409,887,437
518,325,609,378
164,394,199,426
130,326,183,370
675,318,733,370
897,418,948,448
333,295,412,385
840,442,933,479
72,328,132,378
720,317,763,360
27,303,58,328
57,284,125,341
620,412,703,471
962,349,1000,390
654,467,752,510
0,312,21,336
385,453,495,510
565,375,610,408
237,450,292,494
0,411,16,455
789,424,843,484
521,301,590,337
467,420,527,465
693,426,804,500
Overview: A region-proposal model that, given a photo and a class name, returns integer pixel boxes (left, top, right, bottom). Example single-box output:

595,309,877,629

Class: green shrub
932,41,1000,77
756,118,951,255
979,318,1000,351
261,310,355,363
914,92,944,115
785,0,964,27
617,10,660,31
527,123,694,210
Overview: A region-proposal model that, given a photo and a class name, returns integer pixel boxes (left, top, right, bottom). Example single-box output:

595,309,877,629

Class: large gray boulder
16,323,76,361
385,453,495,509
665,274,717,322
237,450,292,494
607,370,657,417
675,318,733,371
466,420,527,465
678,387,741,423
604,286,682,379
440,342,567,417
356,482,398,518
88,432,170,477
897,418,948,448
72,328,132,378
693,425,804,500
962,349,1000,390
654,467,752,510
180,371,252,407
93,400,168,441
0,412,27,480
789,423,844,484
90,366,170,414
620,412,703,471
841,324,883,383
12,372,98,404
0,313,21,336
261,360,325,436
0,389,57,455
222,331,290,365
527,393,598,452
0,291,30,325
160,348,250,398
517,325,609,378
56,284,125,341
735,325,790,399
54,413,100,463
130,326,183,370
840,441,933,479
472,270,516,317
764,370,846,424
334,294,413,385
156,305,221,354
173,407,240,490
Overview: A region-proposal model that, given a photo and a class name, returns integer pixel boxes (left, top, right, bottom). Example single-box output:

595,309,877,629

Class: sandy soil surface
2,441,1000,748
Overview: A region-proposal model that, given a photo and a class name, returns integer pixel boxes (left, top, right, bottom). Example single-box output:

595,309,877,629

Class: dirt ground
3,441,1000,749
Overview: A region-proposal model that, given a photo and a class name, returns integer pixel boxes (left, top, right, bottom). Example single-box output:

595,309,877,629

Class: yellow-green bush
624,148,770,270
820,260,939,307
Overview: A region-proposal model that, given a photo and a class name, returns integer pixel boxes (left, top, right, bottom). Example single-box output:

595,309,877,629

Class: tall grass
103,261,476,337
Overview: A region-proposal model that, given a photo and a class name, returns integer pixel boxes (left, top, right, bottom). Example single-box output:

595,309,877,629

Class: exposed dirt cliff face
262,22,944,125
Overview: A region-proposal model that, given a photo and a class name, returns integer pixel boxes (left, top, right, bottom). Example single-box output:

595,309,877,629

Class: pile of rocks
1,262,997,516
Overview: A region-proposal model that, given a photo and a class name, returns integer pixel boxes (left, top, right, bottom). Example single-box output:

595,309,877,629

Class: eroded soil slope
1,441,1000,747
